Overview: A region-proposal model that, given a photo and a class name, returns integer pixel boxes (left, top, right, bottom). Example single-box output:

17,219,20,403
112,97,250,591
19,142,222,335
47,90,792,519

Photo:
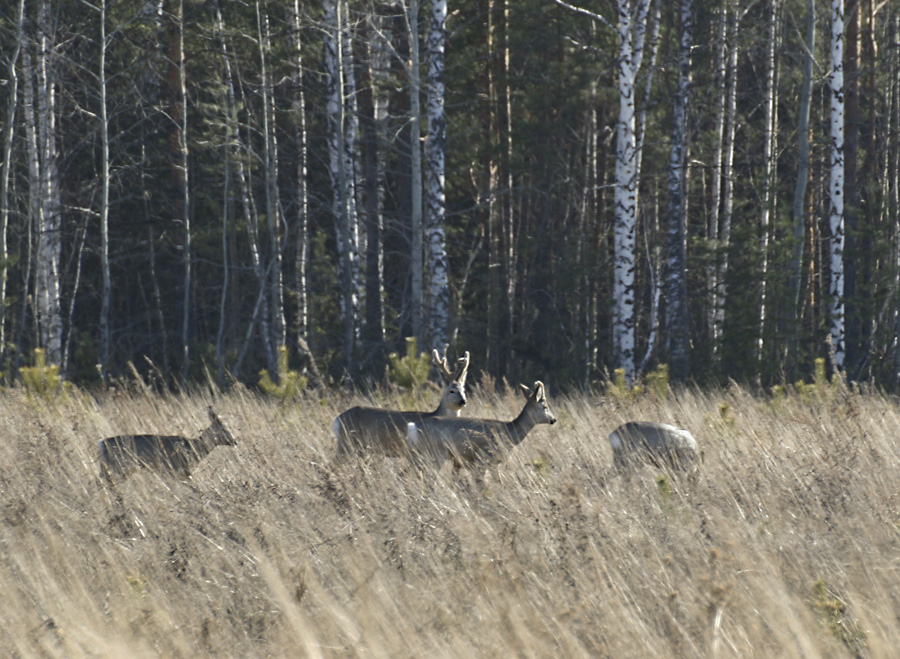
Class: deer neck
433,398,460,417
506,407,538,447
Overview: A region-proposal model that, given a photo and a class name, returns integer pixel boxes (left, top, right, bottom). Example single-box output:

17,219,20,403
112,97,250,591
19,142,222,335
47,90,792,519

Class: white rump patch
608,431,622,450
407,422,421,444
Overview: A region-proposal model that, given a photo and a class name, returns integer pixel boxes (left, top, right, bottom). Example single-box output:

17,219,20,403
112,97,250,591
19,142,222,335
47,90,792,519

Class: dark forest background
1,0,898,392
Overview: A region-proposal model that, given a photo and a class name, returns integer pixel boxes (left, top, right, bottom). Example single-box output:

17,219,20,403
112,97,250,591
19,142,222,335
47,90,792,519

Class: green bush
259,346,308,402
18,348,71,400
387,337,431,390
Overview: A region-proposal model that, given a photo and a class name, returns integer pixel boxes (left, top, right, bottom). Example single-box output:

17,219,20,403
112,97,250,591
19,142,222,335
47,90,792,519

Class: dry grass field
2,376,900,658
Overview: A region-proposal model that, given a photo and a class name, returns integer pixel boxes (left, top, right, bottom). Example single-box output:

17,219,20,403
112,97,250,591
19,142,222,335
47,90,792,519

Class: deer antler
455,351,470,387
432,345,455,384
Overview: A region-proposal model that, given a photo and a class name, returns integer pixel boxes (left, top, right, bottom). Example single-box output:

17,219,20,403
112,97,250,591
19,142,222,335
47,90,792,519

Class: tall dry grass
1,378,899,657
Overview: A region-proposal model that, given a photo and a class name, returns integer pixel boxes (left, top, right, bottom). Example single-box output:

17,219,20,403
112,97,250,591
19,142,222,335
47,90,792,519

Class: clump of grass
810,578,867,655
645,364,669,399
609,367,643,402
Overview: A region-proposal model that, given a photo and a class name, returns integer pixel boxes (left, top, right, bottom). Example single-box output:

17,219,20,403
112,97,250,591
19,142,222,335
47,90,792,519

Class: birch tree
829,0,846,370
707,2,728,361
33,0,64,367
256,2,286,354
291,0,315,375
357,13,387,358
711,0,740,366
790,0,814,343
324,0,361,372
408,0,425,347
97,0,112,381
664,0,692,382
166,0,191,381
0,0,25,358
611,0,651,382
757,0,780,366
555,0,652,382
425,0,449,351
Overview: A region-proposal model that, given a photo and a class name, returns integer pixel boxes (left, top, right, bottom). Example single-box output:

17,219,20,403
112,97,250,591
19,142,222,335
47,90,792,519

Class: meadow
2,374,899,658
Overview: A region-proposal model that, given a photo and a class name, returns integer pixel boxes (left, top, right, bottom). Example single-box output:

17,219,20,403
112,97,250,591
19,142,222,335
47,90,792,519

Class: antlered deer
99,407,236,482
407,381,557,483
332,347,470,464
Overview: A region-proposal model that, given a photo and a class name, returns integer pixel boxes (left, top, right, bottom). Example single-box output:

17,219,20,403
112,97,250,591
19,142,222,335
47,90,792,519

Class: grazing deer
608,421,699,475
99,407,236,482
407,381,557,483
331,347,470,463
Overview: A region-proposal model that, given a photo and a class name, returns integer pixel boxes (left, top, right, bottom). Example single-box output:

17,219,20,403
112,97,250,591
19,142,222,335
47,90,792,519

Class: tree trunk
790,0,814,366
166,0,191,382
324,0,359,374
843,0,860,371
213,0,234,382
612,0,651,383
757,0,779,369
425,0,449,352
716,2,739,374
291,0,314,373
664,0,692,383
256,2,286,356
829,0,846,370
0,0,25,360
34,0,63,367
890,14,900,387
99,0,112,381
707,2,728,364
356,15,385,368
408,0,425,348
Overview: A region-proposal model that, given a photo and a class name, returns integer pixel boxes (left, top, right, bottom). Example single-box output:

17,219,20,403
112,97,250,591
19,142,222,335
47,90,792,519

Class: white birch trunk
35,0,63,366
324,0,359,368
409,0,424,346
612,0,651,383
715,4,739,362
256,3,286,352
214,0,231,381
292,0,310,354
166,0,191,381
0,0,25,356
425,0,449,351
829,0,846,369
214,1,276,378
341,17,361,323
707,3,728,357
99,0,112,380
757,0,780,365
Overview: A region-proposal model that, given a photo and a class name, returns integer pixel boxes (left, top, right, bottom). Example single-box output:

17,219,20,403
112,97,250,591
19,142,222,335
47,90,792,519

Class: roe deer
99,407,236,482
407,381,557,483
608,421,699,475
331,347,470,463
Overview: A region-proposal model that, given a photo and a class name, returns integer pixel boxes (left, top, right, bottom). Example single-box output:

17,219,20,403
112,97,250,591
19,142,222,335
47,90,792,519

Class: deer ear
519,383,531,398
534,381,545,400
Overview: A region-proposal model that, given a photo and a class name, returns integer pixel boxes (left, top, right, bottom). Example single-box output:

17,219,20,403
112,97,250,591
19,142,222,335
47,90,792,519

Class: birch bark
0,0,25,357
35,0,63,366
425,0,449,351
324,0,360,371
829,0,846,370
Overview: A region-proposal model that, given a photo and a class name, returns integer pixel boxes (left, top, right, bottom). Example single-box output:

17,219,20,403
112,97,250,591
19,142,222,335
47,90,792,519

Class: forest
0,0,899,392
